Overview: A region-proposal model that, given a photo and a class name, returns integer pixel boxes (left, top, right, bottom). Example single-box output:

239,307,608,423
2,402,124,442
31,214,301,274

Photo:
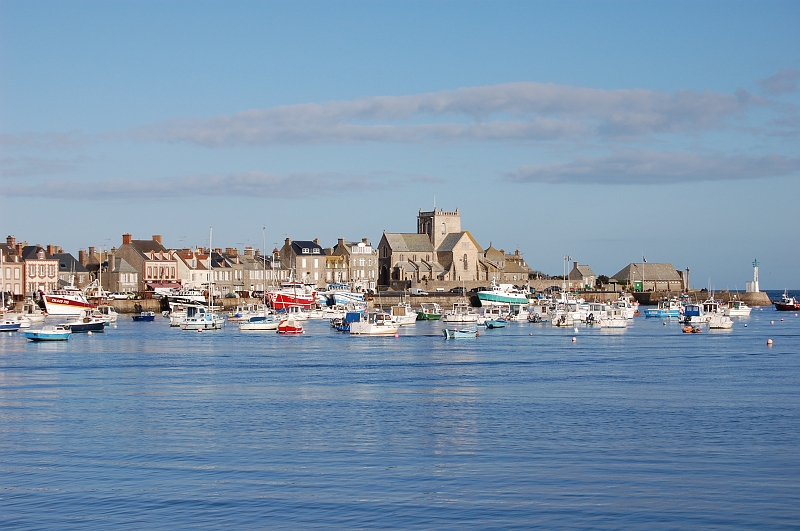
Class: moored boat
239,314,281,331
443,327,478,339
442,301,479,323
132,311,156,322
64,314,105,333
389,302,417,326
724,300,752,317
350,311,398,335
774,290,800,311
477,280,529,306
25,325,71,341
42,285,95,316
644,298,682,318
417,302,443,320
277,318,304,335
484,318,507,329
0,320,22,332
181,305,225,330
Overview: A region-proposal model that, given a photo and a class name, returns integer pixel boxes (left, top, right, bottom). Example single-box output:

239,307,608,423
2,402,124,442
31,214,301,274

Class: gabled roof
504,261,530,274
437,231,483,253
129,239,168,256
484,244,504,261
568,264,595,280
382,233,434,253
612,263,681,282
53,253,89,273
113,257,138,274
20,245,55,260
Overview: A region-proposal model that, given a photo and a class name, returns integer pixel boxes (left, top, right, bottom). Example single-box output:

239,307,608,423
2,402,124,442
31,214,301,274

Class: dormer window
302,248,310,254
312,248,320,254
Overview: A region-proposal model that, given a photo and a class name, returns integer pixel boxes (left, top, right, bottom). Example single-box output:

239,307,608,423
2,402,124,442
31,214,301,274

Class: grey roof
21,245,56,260
291,240,325,255
383,233,434,253
437,231,483,253
484,244,504,261
568,264,595,280
612,263,681,282
113,258,138,274
53,253,89,273
129,239,167,255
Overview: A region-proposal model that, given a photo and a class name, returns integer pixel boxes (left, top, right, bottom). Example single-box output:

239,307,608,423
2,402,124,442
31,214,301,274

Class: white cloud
0,156,88,178
129,82,753,147
757,69,800,95
504,151,800,185
0,131,87,150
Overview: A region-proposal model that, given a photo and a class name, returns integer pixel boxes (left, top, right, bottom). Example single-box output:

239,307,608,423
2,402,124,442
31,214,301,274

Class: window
14,268,20,279
314,258,318,268
359,259,365,267
39,265,46,276
441,223,446,234
368,259,372,266
463,254,468,271
301,258,307,268
29,265,35,276
49,265,55,277
302,248,310,254
312,248,320,254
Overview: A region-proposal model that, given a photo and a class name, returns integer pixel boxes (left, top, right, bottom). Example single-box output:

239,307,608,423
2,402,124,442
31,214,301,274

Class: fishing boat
25,325,71,341
267,281,317,310
416,302,442,320
42,285,95,316
181,305,225,330
350,311,398,335
64,313,105,333
597,307,628,328
723,300,752,317
277,317,304,335
477,280,529,306
442,301,479,323
681,304,709,325
96,305,118,323
643,298,682,318
132,311,156,322
443,327,478,339
774,290,800,311
389,302,417,326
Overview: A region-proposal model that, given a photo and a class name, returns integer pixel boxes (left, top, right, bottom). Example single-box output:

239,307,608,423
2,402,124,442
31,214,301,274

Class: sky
1,0,799,289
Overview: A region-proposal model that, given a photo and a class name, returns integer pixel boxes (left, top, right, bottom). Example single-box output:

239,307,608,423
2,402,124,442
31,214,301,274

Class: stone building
53,252,91,289
329,238,378,290
21,245,59,295
115,234,179,293
1,236,25,299
612,263,686,292
567,262,596,290
280,238,326,285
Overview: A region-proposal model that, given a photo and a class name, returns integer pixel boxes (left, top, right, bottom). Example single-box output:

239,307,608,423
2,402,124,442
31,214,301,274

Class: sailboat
182,228,225,331
239,228,281,331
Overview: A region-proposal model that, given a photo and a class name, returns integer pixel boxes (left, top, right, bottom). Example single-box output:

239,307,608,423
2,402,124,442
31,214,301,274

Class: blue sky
1,0,798,288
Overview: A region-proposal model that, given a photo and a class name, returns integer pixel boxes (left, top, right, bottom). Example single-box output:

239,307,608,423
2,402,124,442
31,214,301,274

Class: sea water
1,295,798,529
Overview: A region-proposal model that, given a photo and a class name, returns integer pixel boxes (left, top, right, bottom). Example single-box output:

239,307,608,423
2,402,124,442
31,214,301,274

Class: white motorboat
6,300,47,324
42,285,95,316
708,313,733,329
96,305,118,324
724,300,752,317
597,307,628,328
442,301,479,323
350,311,399,335
239,314,281,331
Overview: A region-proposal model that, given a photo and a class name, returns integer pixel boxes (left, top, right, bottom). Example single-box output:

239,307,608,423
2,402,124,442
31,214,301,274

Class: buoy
113,324,117,329
197,328,202,332
571,337,576,342
744,323,748,327
573,327,578,333
529,333,532,336
767,338,773,345
663,321,667,326
87,331,92,336
771,320,775,324
780,318,784,322
394,333,399,338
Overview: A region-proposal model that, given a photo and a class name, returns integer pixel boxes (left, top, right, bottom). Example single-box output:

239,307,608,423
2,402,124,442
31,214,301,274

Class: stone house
21,244,59,295
1,236,25,299
53,252,91,289
567,262,596,290
115,234,179,293
105,257,139,293
280,238,326,285
612,263,686,292
330,238,378,290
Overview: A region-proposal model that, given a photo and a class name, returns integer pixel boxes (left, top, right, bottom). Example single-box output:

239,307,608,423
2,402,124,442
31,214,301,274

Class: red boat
774,291,800,311
277,318,304,335
267,281,316,310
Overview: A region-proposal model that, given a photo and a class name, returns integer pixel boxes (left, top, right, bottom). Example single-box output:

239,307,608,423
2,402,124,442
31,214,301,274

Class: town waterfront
1,298,799,529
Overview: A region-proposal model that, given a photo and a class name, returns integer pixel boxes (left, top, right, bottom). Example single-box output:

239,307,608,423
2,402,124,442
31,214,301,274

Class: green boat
416,303,442,320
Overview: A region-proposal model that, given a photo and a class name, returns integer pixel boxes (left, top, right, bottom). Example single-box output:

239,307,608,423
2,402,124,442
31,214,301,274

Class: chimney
79,250,87,265
574,261,579,269
337,238,345,248
244,246,254,257
16,243,23,256
284,238,291,246
152,235,163,245
88,246,96,258
122,233,132,245
46,244,56,255
314,238,319,245
362,238,368,244
6,235,15,246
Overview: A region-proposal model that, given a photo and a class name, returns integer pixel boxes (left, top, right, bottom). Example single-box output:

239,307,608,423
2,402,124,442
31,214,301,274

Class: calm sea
1,292,798,529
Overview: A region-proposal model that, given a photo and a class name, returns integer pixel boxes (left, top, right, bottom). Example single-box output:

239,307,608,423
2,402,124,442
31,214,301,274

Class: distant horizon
1,1,798,288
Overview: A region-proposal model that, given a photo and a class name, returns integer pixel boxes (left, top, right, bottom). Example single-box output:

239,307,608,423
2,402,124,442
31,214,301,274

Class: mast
209,227,213,308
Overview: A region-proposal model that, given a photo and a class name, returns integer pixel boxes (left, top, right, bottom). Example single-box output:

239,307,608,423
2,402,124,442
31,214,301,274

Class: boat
442,301,479,323
550,310,575,327
42,285,95,316
597,307,628,328
132,311,156,322
476,280,529,306
319,284,366,308
181,305,225,330
416,302,442,320
277,317,304,335
25,325,71,341
167,287,207,305
681,304,709,325
643,298,682,318
239,314,281,331
526,301,550,323
774,290,800,311
96,305,119,323
228,303,269,322
682,325,702,334
506,304,529,322
443,327,478,339
1,312,32,328
389,302,417,326
484,318,507,329
7,300,47,323
0,320,22,332
612,295,638,319
724,300,752,317
350,311,399,335
267,280,317,310
64,314,106,333
276,305,308,321
708,313,733,329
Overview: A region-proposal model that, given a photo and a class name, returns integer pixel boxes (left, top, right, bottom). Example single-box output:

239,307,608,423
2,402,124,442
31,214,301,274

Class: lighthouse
745,259,760,293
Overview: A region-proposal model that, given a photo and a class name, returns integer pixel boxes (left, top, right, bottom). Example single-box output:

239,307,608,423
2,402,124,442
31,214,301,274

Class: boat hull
443,328,478,339
644,308,681,318
42,296,94,316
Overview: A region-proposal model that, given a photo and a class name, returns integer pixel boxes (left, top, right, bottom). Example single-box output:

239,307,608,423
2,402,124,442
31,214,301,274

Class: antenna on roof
433,195,436,210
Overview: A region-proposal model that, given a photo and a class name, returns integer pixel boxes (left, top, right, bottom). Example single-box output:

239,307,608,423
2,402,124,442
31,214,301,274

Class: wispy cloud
757,69,800,95
128,82,755,147
0,156,88,178
504,151,800,185
0,131,87,150
0,170,401,199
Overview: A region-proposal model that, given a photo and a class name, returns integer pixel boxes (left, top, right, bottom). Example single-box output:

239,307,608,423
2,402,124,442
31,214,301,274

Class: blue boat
484,318,508,329
0,320,22,332
132,311,156,322
443,327,478,339
25,325,71,341
643,298,682,318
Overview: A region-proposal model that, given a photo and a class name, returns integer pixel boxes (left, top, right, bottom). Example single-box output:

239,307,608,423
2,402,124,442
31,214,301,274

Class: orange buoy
767,339,773,345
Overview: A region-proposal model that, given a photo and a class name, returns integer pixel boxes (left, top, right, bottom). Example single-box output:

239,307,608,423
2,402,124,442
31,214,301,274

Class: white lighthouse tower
745,259,760,293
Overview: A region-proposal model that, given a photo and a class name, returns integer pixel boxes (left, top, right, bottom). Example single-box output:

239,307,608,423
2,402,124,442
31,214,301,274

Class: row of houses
1,207,690,300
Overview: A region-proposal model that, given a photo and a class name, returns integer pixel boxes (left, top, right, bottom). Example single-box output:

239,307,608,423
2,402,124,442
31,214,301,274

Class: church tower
417,208,461,250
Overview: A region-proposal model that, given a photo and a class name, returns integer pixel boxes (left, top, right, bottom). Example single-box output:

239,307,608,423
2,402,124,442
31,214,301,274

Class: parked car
449,287,467,295
410,288,428,295
108,292,134,300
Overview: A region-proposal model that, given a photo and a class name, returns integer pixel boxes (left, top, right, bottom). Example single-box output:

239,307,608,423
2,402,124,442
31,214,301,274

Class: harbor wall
631,290,772,306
